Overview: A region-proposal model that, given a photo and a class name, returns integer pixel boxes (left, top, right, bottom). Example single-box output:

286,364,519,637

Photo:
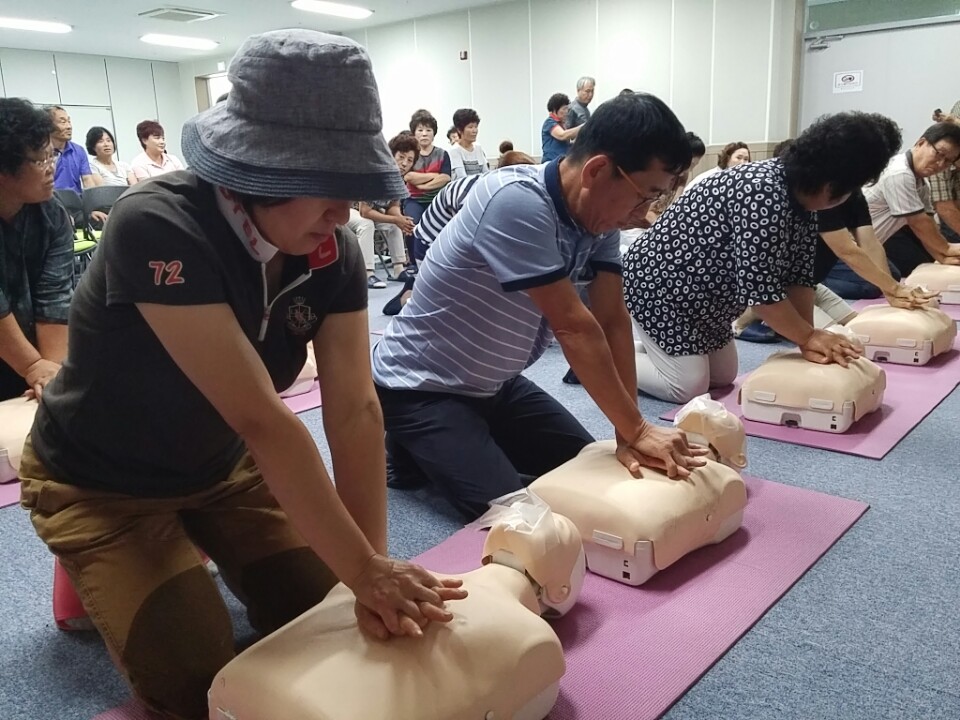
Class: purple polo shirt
53,141,92,195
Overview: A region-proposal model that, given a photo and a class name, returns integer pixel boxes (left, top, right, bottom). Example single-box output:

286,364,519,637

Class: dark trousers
401,198,429,262
0,362,27,401
884,226,936,278
376,375,594,518
822,258,902,299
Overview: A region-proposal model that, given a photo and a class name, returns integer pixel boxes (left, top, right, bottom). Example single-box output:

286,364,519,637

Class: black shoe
392,265,417,283
562,368,581,385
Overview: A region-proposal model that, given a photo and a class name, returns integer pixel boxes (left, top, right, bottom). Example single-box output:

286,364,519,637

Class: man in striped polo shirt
372,93,708,518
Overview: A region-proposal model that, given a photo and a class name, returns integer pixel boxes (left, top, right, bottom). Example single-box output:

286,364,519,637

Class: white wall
0,48,188,161
799,21,960,146
343,0,803,156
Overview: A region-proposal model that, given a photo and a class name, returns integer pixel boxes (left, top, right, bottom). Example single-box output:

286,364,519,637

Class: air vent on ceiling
139,7,222,23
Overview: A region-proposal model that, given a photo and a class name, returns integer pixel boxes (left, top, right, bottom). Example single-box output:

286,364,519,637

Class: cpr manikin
0,396,38,483
208,495,585,720
278,343,318,397
906,263,960,304
739,341,886,432
527,397,748,587
846,304,956,365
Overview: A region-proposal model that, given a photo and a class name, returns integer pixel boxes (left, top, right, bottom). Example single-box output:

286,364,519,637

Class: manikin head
674,395,748,469
475,491,586,618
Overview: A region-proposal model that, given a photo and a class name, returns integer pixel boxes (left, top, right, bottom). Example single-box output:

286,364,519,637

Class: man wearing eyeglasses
0,98,74,401
868,121,960,277
372,93,708,518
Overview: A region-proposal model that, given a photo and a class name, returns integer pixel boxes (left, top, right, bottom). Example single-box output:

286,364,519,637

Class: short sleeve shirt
53,141,92,195
130,151,186,181
406,147,452,205
564,99,590,130
928,165,959,206
863,152,934,244
413,174,483,253
623,159,818,356
32,172,367,497
813,190,873,283
373,160,622,397
448,143,488,180
0,200,74,398
89,157,132,187
541,116,569,162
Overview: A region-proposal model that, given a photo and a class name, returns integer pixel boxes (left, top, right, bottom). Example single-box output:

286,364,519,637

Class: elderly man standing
565,76,595,130
0,99,74,400
373,93,707,518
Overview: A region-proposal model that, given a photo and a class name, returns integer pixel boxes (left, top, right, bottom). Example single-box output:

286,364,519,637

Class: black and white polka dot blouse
623,159,818,356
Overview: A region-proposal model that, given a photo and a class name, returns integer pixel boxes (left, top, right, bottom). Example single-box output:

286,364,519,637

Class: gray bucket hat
181,29,406,202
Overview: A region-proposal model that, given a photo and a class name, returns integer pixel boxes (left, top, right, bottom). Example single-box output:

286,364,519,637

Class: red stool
52,557,94,631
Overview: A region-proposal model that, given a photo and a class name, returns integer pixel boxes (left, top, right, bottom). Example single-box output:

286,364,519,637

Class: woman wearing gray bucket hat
20,29,465,719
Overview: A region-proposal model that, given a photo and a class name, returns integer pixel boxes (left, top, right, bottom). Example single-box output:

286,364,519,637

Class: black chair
82,185,128,230
53,189,84,229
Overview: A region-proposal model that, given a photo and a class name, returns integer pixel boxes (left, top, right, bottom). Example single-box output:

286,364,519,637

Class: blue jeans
402,198,429,263
822,258,902,299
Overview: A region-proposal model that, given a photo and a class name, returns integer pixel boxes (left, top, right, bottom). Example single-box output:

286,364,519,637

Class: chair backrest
82,185,128,216
53,189,84,228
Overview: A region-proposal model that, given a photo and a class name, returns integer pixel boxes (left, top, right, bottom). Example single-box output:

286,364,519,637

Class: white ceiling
0,0,509,62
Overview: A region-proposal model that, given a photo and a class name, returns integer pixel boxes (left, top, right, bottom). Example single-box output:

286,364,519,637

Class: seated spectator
347,134,416,288
623,112,897,403
402,110,451,230
928,113,960,243
0,98,73,401
541,93,581,161
446,126,459,146
129,120,186,181
46,106,102,194
86,126,134,187
683,141,751,193
448,108,488,180
859,121,960,282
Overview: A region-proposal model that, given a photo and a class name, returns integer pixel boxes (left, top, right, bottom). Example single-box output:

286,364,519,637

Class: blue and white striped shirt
372,161,622,397
412,174,482,256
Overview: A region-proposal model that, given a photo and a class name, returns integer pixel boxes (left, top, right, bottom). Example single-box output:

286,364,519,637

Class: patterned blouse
623,159,818,356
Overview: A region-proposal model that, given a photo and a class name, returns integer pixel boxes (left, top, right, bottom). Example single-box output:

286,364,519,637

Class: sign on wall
832,70,864,94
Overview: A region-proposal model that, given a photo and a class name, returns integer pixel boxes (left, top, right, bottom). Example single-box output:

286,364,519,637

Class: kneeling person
372,93,707,518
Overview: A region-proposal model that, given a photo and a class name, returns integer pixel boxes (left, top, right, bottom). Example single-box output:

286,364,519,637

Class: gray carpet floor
1,283,958,719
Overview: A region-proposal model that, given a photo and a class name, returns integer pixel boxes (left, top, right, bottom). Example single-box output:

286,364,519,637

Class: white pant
346,209,407,271
633,322,739,404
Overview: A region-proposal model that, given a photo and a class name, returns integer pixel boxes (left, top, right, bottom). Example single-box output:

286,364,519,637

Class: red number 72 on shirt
148,260,185,286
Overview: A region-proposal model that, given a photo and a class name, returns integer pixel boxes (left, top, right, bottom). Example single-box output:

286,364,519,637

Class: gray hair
576,76,595,91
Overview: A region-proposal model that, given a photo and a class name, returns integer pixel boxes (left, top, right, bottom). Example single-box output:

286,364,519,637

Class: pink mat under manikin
415,475,868,720
280,380,322,414
0,481,20,509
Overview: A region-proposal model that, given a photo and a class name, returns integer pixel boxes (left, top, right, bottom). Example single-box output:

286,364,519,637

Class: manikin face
0,143,56,205
577,82,595,105
577,156,676,233
50,109,72,142
145,134,166,154
250,197,351,256
726,148,750,168
460,122,479,144
95,133,115,159
414,124,435,150
394,150,416,175
912,137,960,177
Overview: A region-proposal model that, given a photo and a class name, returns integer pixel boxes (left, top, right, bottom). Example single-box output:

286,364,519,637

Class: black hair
452,108,480,133
409,110,438,135
566,92,691,175
389,133,419,156
619,88,634,96
446,125,458,141
686,131,705,158
499,140,514,154
547,93,570,114
0,98,54,176
86,126,117,156
772,139,794,158
782,112,902,199
921,121,960,149
717,142,749,168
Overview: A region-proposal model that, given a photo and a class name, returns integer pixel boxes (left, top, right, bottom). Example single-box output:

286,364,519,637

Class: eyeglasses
29,153,57,171
616,166,670,210
931,144,960,167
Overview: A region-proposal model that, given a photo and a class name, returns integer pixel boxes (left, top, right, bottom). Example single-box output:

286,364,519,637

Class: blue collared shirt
53,141,92,195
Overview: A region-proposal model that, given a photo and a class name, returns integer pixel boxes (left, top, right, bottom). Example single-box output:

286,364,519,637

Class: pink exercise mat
660,335,960,459
416,475,868,720
280,380,322,414
851,298,960,321
0,480,20,509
